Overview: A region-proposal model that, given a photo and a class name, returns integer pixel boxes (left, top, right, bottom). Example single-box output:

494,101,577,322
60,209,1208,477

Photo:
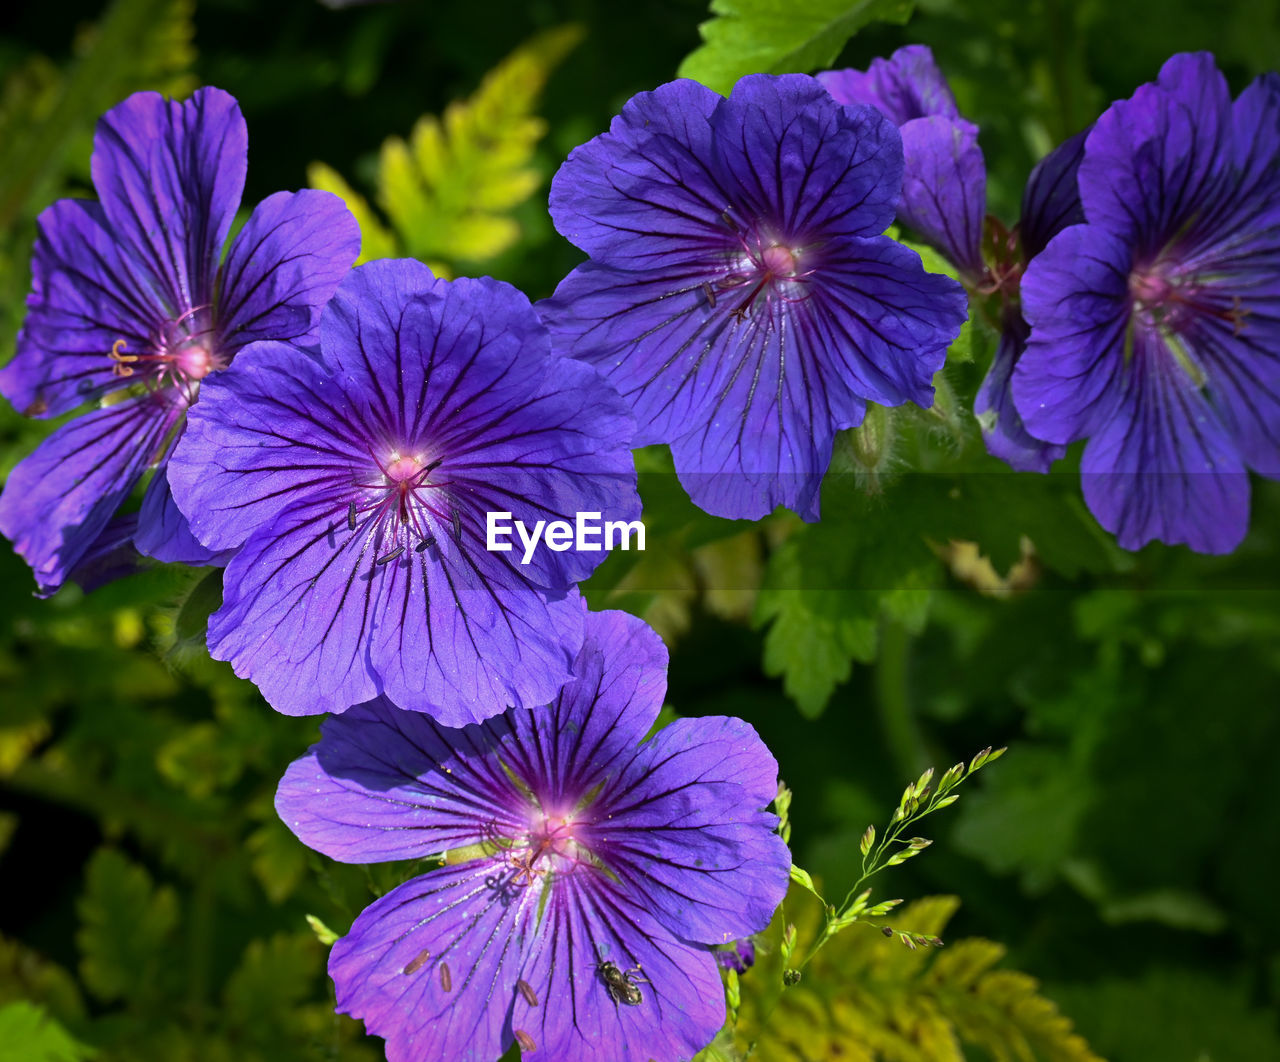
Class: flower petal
897,115,985,277
818,45,962,125
975,309,1067,472
512,875,725,1062
593,715,789,944
505,609,669,802
1078,53,1233,249
0,199,164,418
1020,128,1088,259
711,74,903,242
1015,224,1131,443
0,394,181,593
206,499,584,721
135,459,224,564
91,87,246,315
330,862,537,1062
548,79,728,263
276,697,524,862
216,189,360,353
1081,327,1250,553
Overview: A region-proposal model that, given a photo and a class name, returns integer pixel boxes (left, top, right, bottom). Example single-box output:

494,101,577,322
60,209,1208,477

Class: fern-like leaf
738,894,1103,1062
308,24,582,269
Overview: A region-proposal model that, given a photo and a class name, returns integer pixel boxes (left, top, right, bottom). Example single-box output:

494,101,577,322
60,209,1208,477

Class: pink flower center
760,243,798,278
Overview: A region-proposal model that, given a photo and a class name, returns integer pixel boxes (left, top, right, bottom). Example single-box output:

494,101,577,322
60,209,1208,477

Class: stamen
108,339,137,377
375,546,405,565
415,536,435,553
347,501,357,532
440,963,452,993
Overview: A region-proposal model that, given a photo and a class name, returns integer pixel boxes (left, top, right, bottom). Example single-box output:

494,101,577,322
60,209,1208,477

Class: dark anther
415,536,435,553
375,546,405,565
346,501,357,532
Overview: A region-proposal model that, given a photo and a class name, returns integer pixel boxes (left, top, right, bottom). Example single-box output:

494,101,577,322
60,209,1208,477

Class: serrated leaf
222,933,321,1037
247,816,309,905
311,25,581,267
75,848,177,1004
738,895,1102,1062
0,1001,94,1062
679,0,914,95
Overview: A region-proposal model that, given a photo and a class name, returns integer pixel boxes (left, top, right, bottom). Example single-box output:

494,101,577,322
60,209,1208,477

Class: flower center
760,243,798,278
106,306,223,402
1128,267,1176,309
344,449,447,564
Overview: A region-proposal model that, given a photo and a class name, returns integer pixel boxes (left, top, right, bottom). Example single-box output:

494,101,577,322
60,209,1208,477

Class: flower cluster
835,47,1280,552
2,41,1274,1062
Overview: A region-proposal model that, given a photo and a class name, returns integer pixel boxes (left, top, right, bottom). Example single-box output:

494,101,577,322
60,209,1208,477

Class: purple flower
1014,53,1280,553
714,938,756,974
540,74,967,522
819,46,986,279
169,259,639,724
0,88,359,594
974,130,1087,473
275,609,790,1062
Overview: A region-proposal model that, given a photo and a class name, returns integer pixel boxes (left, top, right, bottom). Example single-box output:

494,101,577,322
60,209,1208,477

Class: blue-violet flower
1014,53,1280,552
540,74,967,522
169,258,639,724
275,608,790,1062
0,87,359,593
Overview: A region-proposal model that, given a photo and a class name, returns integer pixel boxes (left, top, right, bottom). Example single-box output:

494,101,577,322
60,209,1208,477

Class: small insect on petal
347,501,357,532
376,545,405,565
514,1029,536,1053
517,979,538,1006
440,962,452,993
402,947,431,975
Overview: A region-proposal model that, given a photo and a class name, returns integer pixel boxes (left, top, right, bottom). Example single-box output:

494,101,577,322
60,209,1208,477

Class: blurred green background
1,1,1278,1059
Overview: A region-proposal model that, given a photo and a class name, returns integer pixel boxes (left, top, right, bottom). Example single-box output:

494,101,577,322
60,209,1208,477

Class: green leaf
222,933,321,1039
311,25,581,268
75,848,178,1004
0,1001,94,1062
0,0,197,231
678,0,914,94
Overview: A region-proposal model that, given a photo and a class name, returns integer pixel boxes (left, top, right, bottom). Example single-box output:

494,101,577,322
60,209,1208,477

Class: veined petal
91,87,246,315
1078,53,1233,249
1081,326,1250,553
217,189,360,353
0,199,165,418
135,458,225,564
0,393,181,593
897,116,986,277
505,609,669,804
168,340,348,551
1020,128,1088,259
206,498,583,721
276,697,524,862
594,716,790,944
512,875,725,1062
975,310,1068,473
1016,224,1132,443
713,74,902,242
548,79,729,264
330,862,537,1062
818,45,962,125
